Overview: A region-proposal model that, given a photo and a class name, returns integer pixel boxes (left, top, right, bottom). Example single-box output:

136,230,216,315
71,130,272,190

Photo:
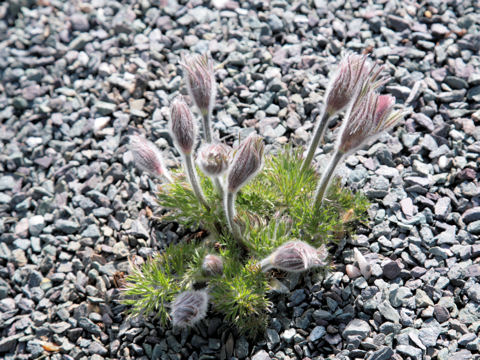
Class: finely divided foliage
123,52,404,336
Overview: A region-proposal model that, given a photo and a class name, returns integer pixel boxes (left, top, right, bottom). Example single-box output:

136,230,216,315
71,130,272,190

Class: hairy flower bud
227,133,264,193
202,254,224,276
197,143,231,177
260,241,327,273
170,96,196,155
324,54,369,116
129,135,171,181
171,290,208,328
181,54,216,116
338,92,404,155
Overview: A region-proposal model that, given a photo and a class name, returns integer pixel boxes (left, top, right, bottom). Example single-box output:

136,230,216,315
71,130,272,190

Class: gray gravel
1,0,480,359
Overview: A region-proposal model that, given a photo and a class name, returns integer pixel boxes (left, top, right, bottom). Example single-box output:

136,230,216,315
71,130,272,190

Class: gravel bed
1,0,480,359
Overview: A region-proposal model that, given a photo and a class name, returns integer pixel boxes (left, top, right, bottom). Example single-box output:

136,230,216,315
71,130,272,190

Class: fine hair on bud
170,96,196,155
128,135,171,181
324,54,369,116
227,133,265,194
181,53,216,116
260,241,327,273
202,254,224,276
170,290,208,328
197,143,231,177
337,91,404,156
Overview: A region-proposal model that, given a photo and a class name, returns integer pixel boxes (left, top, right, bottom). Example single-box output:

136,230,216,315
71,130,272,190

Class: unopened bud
325,54,370,116
197,143,231,177
129,135,171,181
181,54,216,116
260,241,327,273
338,92,404,155
227,133,264,193
170,96,196,155
171,290,208,328
202,254,223,276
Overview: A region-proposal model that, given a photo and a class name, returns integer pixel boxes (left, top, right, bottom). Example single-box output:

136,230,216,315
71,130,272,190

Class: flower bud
129,135,170,181
202,254,223,276
325,54,370,116
197,143,231,177
338,91,404,155
260,241,327,273
170,290,208,328
170,96,196,155
227,133,264,193
181,54,216,116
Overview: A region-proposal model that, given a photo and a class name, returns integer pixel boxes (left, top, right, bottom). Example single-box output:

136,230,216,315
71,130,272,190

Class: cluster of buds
310,54,406,206
260,241,328,273
129,52,265,245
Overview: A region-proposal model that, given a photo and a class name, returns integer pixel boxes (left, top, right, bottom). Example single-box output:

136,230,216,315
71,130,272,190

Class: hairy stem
163,170,174,184
184,154,209,210
224,192,245,247
213,177,223,197
313,150,344,208
201,112,213,143
301,111,331,173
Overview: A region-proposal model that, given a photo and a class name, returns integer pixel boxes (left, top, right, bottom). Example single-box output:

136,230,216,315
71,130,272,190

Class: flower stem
184,154,209,210
301,110,330,173
224,192,245,247
313,150,344,208
201,112,213,143
163,170,174,184
213,177,223,197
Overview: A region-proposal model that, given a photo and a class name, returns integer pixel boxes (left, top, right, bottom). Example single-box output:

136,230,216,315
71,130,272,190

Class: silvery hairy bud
197,143,231,177
128,135,172,182
202,254,224,276
260,241,328,273
170,96,196,155
170,290,208,328
324,54,370,116
226,133,264,194
338,92,404,155
181,54,216,117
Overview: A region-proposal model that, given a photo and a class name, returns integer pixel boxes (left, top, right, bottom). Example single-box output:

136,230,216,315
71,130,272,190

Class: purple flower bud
197,143,231,177
170,96,196,155
324,54,370,116
170,290,208,328
202,254,224,276
337,92,404,155
129,135,171,181
227,133,264,193
181,54,216,116
260,241,327,273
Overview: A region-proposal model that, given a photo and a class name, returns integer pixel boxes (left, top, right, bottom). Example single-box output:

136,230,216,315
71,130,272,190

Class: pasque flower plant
122,51,404,336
